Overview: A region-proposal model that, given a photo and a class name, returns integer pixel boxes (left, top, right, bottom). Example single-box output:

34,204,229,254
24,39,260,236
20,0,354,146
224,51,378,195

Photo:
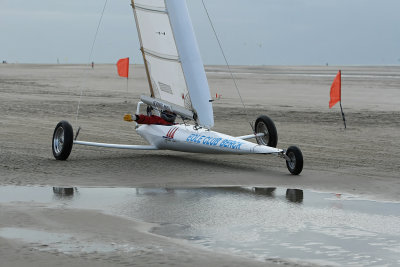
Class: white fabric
145,54,187,107
133,0,214,128
135,9,178,59
134,0,191,112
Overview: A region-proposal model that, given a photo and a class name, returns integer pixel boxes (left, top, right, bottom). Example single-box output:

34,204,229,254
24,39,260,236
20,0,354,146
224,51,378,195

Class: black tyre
255,115,278,147
52,120,73,160
285,146,303,175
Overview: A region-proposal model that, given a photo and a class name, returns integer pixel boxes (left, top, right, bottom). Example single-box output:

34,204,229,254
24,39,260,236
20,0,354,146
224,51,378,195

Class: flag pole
329,70,346,129
339,100,346,129
339,70,346,129
126,77,129,102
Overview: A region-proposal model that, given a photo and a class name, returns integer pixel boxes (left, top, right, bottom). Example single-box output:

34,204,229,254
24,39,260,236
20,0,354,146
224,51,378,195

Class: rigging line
75,0,109,128
201,0,254,132
88,0,109,64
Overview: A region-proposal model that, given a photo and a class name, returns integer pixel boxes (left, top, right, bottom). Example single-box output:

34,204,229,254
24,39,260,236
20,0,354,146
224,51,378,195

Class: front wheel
52,120,73,160
285,146,303,175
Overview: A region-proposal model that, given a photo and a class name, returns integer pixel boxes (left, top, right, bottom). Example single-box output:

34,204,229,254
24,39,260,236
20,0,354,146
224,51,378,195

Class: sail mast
130,0,155,97
166,0,214,128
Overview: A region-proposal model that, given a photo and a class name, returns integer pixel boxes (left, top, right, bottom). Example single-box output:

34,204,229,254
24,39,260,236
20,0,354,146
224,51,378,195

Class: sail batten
131,0,214,128
142,48,180,62
133,4,167,13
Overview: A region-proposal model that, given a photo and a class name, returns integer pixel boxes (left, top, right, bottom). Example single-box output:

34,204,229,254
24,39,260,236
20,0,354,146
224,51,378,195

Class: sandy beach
1,64,400,266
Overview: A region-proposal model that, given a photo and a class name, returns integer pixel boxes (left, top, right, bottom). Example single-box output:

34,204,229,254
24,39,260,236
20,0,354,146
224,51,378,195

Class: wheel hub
53,127,64,154
255,122,270,146
287,151,296,170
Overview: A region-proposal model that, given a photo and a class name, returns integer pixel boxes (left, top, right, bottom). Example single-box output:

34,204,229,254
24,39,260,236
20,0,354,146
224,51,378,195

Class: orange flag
116,57,129,78
329,70,341,108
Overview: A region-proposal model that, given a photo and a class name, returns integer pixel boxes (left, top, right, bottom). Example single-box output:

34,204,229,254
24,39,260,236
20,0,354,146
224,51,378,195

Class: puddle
0,186,399,266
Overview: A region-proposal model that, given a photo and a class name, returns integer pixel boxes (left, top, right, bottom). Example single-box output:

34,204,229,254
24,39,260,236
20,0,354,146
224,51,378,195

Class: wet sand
1,64,400,266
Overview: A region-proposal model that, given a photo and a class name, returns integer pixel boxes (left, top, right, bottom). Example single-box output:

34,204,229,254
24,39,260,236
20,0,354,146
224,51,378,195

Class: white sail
132,0,214,128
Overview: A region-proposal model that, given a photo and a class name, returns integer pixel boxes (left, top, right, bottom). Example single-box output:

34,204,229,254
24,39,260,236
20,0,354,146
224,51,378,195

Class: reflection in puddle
286,189,303,203
254,187,276,197
253,187,303,203
53,187,77,200
0,186,399,266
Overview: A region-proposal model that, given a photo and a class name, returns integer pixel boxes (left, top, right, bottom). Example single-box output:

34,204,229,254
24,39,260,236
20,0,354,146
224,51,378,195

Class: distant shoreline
2,62,400,68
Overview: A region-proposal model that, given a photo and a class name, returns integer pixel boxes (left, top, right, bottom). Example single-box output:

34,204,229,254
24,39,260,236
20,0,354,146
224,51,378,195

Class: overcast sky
1,0,399,65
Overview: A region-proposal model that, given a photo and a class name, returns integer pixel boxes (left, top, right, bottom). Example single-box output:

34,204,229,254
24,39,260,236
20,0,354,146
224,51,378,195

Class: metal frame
73,140,158,150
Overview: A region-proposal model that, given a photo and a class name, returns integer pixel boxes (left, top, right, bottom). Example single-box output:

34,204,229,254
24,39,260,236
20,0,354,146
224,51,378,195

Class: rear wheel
285,146,303,175
52,120,73,160
255,115,278,147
